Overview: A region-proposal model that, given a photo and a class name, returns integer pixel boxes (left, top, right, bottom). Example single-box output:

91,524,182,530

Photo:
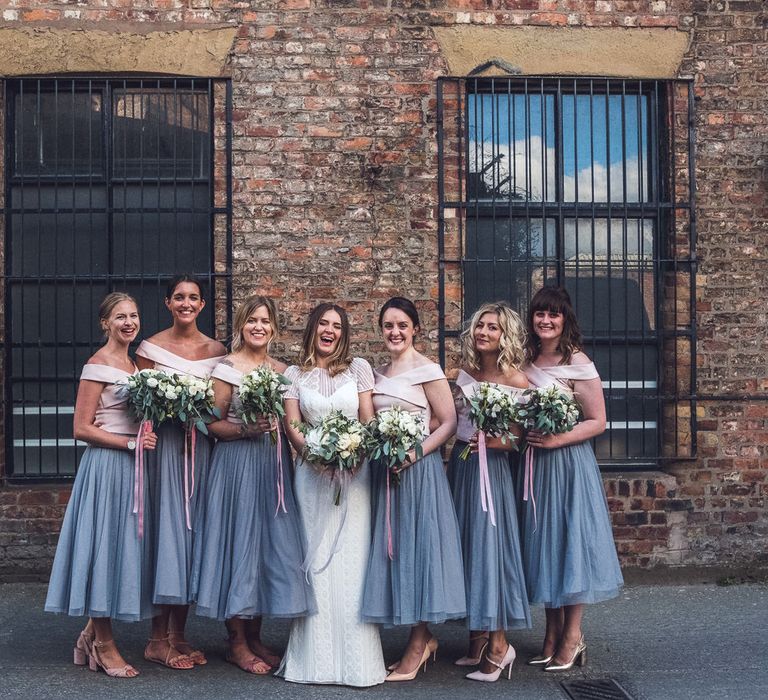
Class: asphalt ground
1,579,766,700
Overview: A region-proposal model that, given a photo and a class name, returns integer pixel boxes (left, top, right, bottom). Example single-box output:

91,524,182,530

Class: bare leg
391,623,432,676
91,617,139,677
541,607,564,658
460,630,489,662
551,604,585,665
168,604,207,665
245,617,281,667
476,629,510,674
144,606,194,669
225,618,271,675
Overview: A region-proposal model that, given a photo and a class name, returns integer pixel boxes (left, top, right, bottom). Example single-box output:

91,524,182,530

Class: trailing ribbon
274,427,287,516
523,445,537,532
300,467,351,582
386,466,394,560
183,425,197,531
477,430,497,527
132,420,151,539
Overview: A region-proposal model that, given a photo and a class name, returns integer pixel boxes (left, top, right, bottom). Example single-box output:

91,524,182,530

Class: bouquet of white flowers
120,368,176,539
459,382,519,460
364,406,426,486
238,365,291,442
516,385,581,435
123,368,176,426
167,374,219,435
298,409,366,482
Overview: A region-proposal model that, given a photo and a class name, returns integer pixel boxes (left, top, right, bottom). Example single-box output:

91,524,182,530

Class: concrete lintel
434,26,690,79
0,26,237,77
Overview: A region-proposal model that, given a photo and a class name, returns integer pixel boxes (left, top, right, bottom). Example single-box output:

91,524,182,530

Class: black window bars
2,77,233,480
437,76,696,466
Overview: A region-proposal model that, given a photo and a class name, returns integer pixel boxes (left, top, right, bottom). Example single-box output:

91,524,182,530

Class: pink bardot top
210,363,245,425
136,340,225,380
80,364,140,435
372,363,446,436
524,361,600,396
454,369,524,443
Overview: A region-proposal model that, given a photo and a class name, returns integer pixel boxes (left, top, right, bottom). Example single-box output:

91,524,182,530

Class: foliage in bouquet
122,369,176,425
238,365,291,423
460,381,520,459
364,406,426,485
295,409,366,474
167,374,220,435
517,385,581,435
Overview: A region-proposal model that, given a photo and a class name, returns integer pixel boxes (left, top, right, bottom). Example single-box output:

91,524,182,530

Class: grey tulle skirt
519,442,624,608
149,421,212,606
362,451,466,627
45,445,155,621
193,434,316,620
447,442,531,631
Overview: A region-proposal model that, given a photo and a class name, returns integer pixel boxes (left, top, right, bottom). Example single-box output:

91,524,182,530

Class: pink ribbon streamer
477,430,497,527
386,466,394,560
132,420,150,539
274,427,287,516
523,445,537,532
183,425,197,531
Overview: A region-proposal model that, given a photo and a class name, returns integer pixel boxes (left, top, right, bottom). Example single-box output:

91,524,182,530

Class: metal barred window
437,76,696,466
2,77,233,480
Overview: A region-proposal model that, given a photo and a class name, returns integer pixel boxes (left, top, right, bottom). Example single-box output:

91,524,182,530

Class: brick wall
1,1,767,578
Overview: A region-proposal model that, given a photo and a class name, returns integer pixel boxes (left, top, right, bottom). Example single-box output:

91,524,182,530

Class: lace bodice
284,359,374,427
454,369,524,443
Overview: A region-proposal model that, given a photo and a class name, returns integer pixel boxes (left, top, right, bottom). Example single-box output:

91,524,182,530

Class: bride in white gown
276,303,386,687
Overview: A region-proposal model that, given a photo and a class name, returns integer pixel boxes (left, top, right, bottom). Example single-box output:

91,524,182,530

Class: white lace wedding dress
276,360,386,687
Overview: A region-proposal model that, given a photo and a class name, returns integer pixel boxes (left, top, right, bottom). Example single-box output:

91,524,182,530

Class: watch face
127,440,137,450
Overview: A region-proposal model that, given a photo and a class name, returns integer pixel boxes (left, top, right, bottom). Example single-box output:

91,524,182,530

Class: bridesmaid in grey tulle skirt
45,293,158,678
194,295,315,675
362,297,465,682
520,287,623,673
446,302,531,682
136,275,226,669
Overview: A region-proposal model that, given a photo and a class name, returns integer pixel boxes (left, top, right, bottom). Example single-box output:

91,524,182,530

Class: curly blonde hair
460,302,526,373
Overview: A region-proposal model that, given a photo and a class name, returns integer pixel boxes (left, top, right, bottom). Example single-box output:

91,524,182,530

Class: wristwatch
127,439,137,451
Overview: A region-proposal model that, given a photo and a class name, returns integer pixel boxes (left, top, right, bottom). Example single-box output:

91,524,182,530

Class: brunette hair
460,302,526,373
98,292,138,340
525,286,583,365
231,295,279,353
378,296,420,330
298,303,352,376
166,274,205,301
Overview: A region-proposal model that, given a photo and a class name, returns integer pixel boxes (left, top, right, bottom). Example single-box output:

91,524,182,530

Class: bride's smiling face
314,309,343,358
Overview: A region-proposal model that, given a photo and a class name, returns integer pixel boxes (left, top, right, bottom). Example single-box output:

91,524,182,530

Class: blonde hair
99,292,138,340
231,295,279,353
298,303,352,377
460,302,526,373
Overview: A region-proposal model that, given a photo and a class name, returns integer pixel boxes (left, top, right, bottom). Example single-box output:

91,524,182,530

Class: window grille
2,77,233,480
437,77,696,465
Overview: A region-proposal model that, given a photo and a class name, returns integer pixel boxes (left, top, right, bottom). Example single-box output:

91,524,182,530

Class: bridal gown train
276,359,386,687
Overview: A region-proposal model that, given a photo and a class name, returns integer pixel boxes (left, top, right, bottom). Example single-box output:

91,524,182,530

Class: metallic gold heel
527,653,554,666
544,637,587,673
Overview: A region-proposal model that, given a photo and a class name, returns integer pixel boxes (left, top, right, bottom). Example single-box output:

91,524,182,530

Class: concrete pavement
1,579,766,700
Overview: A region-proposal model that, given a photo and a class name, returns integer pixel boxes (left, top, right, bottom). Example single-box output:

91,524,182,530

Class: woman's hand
141,430,158,451
392,449,417,474
240,416,275,438
525,429,565,450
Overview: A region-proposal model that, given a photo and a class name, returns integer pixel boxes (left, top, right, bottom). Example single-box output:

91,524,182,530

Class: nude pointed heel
385,642,434,682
